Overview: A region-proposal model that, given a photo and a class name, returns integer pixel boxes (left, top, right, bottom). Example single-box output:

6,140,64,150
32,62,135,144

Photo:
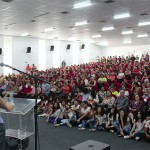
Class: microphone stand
2,65,50,150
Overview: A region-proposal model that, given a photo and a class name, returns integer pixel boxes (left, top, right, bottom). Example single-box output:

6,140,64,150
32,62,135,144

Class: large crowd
0,53,150,142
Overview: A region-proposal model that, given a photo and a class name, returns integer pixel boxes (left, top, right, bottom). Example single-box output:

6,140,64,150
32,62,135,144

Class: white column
53,41,60,68
3,37,12,75
72,43,79,65
83,44,89,63
39,40,46,70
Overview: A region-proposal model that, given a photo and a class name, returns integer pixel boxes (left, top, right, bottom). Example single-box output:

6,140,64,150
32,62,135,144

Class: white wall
0,36,102,75
102,45,150,58
0,36,4,75
12,37,39,73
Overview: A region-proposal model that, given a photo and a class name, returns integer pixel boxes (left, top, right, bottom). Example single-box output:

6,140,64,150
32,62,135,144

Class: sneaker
89,129,96,131
124,135,130,139
118,134,122,137
78,124,82,128
54,124,60,127
110,130,115,134
66,121,72,128
135,137,140,141
78,127,85,130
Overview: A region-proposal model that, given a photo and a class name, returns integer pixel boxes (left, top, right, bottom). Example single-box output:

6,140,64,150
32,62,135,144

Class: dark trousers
0,123,5,150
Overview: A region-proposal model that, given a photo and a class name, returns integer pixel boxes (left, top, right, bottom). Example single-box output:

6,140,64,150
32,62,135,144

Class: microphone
0,63,13,69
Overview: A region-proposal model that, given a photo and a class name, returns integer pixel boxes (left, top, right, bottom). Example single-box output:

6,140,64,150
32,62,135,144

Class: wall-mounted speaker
66,44,71,50
0,48,2,55
26,47,31,53
81,44,85,49
50,45,54,51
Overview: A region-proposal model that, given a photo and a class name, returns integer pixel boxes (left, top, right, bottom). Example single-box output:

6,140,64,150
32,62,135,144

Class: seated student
118,85,129,97
118,109,131,137
46,102,62,124
144,117,150,142
114,90,129,112
89,106,106,131
96,87,107,104
77,101,91,127
79,103,97,130
54,104,73,128
101,90,115,112
105,106,119,133
117,70,125,83
125,111,146,140
129,94,144,122
110,86,119,97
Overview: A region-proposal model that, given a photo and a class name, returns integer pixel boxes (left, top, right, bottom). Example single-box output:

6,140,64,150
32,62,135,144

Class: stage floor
26,118,150,150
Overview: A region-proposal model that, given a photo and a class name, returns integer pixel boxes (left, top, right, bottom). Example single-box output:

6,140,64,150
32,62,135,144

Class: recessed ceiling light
92,35,101,38
21,33,29,36
75,21,88,26
44,28,55,32
73,1,92,9
137,34,148,38
104,0,115,4
61,11,70,14
102,26,114,31
138,21,150,26
114,13,130,19
122,30,133,35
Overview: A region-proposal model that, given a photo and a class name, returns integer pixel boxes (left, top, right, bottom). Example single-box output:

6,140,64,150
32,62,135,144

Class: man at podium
0,97,13,150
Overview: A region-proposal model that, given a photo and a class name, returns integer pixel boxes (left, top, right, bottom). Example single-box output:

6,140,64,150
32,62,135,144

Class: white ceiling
0,0,150,47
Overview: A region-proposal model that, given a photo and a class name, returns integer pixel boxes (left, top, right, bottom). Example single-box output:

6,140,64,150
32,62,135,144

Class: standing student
0,97,13,150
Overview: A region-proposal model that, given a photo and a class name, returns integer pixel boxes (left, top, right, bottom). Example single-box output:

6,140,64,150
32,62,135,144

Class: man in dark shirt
114,90,129,111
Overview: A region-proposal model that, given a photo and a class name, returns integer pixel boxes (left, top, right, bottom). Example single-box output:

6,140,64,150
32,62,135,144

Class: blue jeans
82,120,89,128
123,125,131,135
112,121,120,132
49,116,62,123
134,131,144,138
0,123,5,150
89,122,105,131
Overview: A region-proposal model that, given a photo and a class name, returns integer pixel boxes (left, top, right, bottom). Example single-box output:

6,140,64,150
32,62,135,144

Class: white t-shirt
145,120,150,133
81,107,91,115
51,109,61,118
96,114,106,125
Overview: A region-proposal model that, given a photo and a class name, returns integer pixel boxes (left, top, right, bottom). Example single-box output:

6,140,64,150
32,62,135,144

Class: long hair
109,106,117,121
134,110,145,123
118,109,128,127
52,102,60,114
96,106,105,116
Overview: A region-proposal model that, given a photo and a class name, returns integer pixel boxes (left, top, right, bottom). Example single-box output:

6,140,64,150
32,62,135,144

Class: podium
0,98,39,150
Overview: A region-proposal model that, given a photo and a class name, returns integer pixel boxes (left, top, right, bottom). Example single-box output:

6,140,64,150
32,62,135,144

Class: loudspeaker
69,140,110,150
6,137,29,150
81,44,85,49
0,48,2,55
50,45,54,51
66,44,71,50
26,47,31,53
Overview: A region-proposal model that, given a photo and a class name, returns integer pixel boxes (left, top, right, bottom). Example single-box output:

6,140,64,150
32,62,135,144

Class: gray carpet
26,118,150,150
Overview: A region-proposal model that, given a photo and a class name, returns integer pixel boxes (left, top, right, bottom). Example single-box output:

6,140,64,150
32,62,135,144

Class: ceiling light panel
137,34,148,38
73,1,92,9
75,21,88,26
114,13,130,19
122,30,133,35
102,26,114,31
